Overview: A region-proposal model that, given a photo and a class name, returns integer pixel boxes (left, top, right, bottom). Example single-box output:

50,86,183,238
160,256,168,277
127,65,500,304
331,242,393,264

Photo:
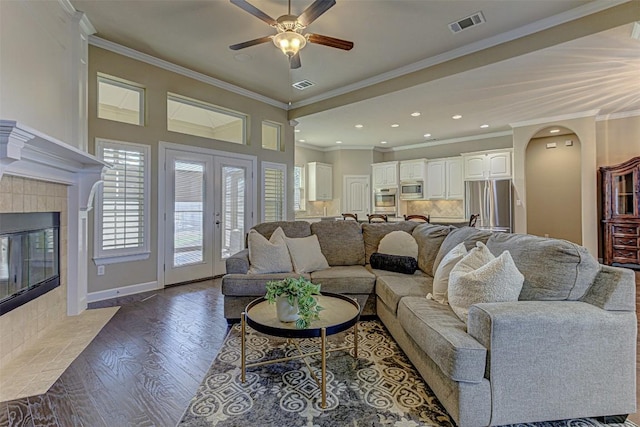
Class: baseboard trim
87,281,161,303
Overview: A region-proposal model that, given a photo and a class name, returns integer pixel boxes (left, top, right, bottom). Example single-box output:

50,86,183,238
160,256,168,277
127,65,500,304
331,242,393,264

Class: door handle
215,220,221,225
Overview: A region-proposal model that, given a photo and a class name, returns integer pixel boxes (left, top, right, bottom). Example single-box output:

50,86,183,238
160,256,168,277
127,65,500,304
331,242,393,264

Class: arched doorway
525,126,582,244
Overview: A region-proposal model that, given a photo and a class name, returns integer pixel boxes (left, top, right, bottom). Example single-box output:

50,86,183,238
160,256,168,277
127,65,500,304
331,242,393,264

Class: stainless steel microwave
400,181,423,200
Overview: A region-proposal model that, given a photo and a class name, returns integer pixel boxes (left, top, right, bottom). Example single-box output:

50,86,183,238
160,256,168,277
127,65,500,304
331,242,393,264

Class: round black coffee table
240,292,360,408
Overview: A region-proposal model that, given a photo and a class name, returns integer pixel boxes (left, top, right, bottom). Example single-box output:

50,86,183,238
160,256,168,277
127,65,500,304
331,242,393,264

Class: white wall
0,1,90,149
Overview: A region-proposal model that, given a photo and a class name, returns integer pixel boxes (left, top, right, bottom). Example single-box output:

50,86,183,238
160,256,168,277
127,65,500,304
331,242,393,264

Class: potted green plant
265,277,323,329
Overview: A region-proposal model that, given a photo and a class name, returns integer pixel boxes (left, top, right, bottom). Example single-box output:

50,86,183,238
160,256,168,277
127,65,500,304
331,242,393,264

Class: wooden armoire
601,156,640,267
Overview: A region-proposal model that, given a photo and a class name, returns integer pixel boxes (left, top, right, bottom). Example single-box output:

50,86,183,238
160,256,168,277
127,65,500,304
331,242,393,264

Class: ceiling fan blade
308,33,353,50
297,0,336,26
290,52,301,69
230,0,277,26
229,36,273,50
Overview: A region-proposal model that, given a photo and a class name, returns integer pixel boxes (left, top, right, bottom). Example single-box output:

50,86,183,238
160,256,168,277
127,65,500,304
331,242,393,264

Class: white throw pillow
427,242,467,305
284,234,330,274
448,242,524,324
247,227,292,274
378,231,419,259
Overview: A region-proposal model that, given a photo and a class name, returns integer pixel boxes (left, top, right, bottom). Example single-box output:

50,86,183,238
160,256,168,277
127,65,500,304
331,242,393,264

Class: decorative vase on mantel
275,295,299,323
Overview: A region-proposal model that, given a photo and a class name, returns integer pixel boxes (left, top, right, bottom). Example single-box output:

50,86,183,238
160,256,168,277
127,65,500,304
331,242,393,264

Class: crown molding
596,109,640,121
290,0,629,110
89,36,289,111
510,110,601,128
390,131,513,151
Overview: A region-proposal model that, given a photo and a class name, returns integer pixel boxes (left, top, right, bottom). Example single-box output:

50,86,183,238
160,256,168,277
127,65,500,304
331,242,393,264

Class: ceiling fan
229,0,354,69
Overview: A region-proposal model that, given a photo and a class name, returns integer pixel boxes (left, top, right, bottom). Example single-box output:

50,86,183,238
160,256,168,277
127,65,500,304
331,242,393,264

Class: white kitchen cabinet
426,157,463,200
463,150,512,180
307,162,332,201
446,157,464,199
372,161,398,187
399,159,427,181
426,160,445,199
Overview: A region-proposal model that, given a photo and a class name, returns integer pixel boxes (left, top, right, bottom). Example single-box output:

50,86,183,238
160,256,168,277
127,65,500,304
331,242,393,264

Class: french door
163,148,253,286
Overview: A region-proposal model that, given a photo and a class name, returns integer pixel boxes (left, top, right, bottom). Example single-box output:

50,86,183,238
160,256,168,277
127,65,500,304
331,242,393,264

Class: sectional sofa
222,220,637,426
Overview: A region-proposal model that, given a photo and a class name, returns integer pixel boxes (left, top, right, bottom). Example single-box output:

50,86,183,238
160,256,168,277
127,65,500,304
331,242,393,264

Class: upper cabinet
372,161,398,188
426,157,463,200
399,159,427,181
463,150,512,180
307,162,332,201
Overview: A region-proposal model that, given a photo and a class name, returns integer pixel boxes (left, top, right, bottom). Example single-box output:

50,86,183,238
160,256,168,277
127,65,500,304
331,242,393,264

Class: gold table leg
321,327,326,409
241,312,246,383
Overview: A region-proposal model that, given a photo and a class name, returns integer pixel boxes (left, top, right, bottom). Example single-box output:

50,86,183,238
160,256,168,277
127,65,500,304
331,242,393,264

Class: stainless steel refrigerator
465,179,512,232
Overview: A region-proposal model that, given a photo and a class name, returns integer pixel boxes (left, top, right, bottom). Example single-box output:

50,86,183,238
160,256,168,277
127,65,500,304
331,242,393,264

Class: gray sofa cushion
311,220,365,266
486,233,600,301
376,275,433,315
412,223,452,276
252,221,311,240
398,297,487,383
362,222,418,264
222,272,311,296
580,265,636,311
309,266,376,294
433,227,493,273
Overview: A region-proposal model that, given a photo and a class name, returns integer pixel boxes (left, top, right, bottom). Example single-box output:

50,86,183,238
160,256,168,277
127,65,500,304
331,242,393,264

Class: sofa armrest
580,264,636,311
226,249,249,274
467,301,636,424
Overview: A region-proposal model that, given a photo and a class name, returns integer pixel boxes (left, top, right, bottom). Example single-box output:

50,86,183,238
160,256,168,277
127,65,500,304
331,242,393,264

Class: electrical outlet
97,265,105,276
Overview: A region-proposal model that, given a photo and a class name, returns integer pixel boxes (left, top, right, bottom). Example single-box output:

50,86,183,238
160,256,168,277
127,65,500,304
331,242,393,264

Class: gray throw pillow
247,227,292,274
412,223,452,276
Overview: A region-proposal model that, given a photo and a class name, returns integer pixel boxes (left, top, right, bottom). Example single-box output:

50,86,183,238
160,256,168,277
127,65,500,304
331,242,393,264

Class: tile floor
0,306,118,402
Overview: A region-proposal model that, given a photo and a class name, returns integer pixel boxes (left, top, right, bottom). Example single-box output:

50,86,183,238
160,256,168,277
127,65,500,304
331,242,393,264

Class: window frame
94,138,151,265
294,164,306,212
261,161,287,222
261,120,282,151
167,93,248,145
97,74,145,126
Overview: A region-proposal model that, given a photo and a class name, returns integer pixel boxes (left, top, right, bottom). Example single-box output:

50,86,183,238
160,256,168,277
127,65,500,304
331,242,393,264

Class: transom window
262,121,281,151
97,74,145,126
167,93,247,144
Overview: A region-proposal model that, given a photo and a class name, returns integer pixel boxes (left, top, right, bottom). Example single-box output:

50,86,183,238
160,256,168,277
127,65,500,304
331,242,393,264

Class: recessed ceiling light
355,124,363,128
549,129,560,133
380,141,387,144
391,124,399,128
295,129,300,133
299,139,306,142
480,124,489,129
423,133,431,138
411,112,421,117
452,115,462,120
336,140,342,144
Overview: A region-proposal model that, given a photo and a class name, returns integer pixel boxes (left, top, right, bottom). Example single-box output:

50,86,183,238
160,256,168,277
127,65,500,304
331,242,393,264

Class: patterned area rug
179,320,633,427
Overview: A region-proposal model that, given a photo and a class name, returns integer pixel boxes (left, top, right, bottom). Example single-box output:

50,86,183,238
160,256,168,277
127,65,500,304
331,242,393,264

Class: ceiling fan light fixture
273,31,307,57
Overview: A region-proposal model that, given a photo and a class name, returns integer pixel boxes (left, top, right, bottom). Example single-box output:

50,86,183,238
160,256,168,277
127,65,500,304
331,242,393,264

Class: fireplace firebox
0,212,60,315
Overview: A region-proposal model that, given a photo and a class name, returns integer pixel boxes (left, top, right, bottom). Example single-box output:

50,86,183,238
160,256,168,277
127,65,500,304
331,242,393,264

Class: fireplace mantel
0,120,108,315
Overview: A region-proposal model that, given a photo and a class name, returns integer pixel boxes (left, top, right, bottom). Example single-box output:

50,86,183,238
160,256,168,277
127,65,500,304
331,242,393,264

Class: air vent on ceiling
292,80,315,90
449,11,486,34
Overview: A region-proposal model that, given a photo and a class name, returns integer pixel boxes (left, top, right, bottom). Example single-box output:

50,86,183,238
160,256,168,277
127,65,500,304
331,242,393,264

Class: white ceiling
71,0,640,150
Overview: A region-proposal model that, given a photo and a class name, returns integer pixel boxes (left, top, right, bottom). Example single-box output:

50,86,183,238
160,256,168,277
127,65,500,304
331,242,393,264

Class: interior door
343,175,370,217
164,150,215,285
214,157,253,273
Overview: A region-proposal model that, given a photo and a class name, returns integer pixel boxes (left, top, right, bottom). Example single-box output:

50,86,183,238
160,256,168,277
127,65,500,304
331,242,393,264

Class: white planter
276,295,299,323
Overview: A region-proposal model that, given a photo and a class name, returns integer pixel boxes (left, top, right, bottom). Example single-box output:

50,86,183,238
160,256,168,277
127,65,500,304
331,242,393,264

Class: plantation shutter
263,164,285,222
101,145,146,251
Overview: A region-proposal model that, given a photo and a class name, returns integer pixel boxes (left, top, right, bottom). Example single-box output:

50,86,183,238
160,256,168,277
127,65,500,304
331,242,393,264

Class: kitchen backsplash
406,199,464,218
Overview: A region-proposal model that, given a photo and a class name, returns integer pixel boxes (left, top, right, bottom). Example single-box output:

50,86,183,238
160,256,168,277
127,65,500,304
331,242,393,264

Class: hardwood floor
1,274,639,426
1,279,229,427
